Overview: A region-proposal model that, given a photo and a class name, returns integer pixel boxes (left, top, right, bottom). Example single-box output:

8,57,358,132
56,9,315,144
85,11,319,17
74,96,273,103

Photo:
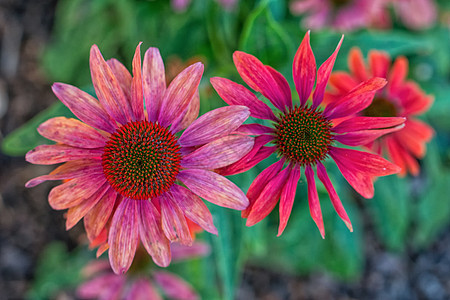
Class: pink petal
178,106,249,147
386,136,407,177
328,72,358,94
66,182,110,230
334,124,405,146
38,117,106,148
48,173,107,210
369,50,391,78
159,192,193,246
388,56,408,93
52,83,116,133
90,45,132,125
232,124,275,135
25,159,102,187
170,91,200,134
107,58,132,102
77,274,124,299
131,43,145,121
154,271,199,300
170,184,217,235
108,198,139,274
246,166,290,227
137,200,171,267
348,47,369,82
242,159,284,218
332,116,406,133
330,147,401,198
305,165,325,239
210,77,277,121
143,47,166,122
405,118,434,142
311,35,343,110
171,241,211,262
316,162,352,231
177,169,248,210
84,189,117,241
233,51,290,112
323,77,387,119
278,166,301,236
181,135,254,170
126,279,162,300
265,65,293,110
25,144,103,165
293,31,316,106
158,62,203,127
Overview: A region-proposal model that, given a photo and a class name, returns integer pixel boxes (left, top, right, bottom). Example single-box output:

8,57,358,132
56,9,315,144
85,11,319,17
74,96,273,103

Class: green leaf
2,102,74,156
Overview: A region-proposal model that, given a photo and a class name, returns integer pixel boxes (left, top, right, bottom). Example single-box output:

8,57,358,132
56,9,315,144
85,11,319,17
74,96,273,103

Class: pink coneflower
289,0,387,31
326,48,434,176
78,242,208,300
26,43,253,274
389,0,437,30
211,32,403,237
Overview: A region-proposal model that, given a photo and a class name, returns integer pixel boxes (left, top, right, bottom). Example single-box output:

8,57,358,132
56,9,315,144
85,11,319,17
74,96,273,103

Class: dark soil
0,1,449,300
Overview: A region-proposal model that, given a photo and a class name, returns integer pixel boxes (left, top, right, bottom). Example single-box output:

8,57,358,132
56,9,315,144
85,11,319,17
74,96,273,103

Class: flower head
211,31,403,237
326,48,434,176
26,43,253,274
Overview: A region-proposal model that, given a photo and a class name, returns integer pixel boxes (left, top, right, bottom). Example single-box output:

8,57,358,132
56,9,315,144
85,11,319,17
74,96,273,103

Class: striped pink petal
107,58,132,102
332,116,406,133
265,65,293,111
108,198,139,274
52,83,116,133
143,47,166,122
90,45,132,125
25,159,102,187
293,31,316,106
131,43,145,121
278,166,301,236
48,173,107,210
177,169,248,210
158,62,203,127
233,124,275,135
334,124,404,146
66,182,110,230
38,117,106,148
126,279,162,300
25,144,103,165
137,200,171,267
305,165,325,238
246,166,290,227
311,35,343,110
159,192,193,246
210,77,277,121
170,184,217,235
181,135,254,170
154,271,199,300
233,51,290,112
170,91,200,134
317,162,352,231
84,189,117,241
178,106,249,147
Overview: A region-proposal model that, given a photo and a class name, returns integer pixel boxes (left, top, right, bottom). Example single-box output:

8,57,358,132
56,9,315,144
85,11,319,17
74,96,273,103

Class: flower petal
181,135,254,170
265,65,293,110
84,189,117,241
143,47,166,122
38,117,107,148
137,200,171,267
159,192,193,246
305,165,325,238
158,62,203,127
311,35,343,109
293,31,316,106
170,91,200,134
107,58,132,102
328,71,358,94
317,162,352,231
332,116,406,133
52,83,116,133
334,124,404,146
48,173,107,210
178,106,249,147
25,144,103,165
108,198,139,274
246,166,290,227
348,47,369,81
233,51,289,112
278,166,301,236
232,124,275,135
388,56,408,93
154,271,199,300
126,279,162,300
131,42,145,121
90,45,132,125
369,50,391,78
210,77,277,121
77,274,124,299
177,169,248,210
170,184,217,235
25,159,102,187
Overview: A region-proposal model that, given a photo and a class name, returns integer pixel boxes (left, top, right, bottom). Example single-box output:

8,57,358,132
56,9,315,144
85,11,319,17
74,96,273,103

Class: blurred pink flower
391,0,437,29
26,43,252,274
211,31,403,238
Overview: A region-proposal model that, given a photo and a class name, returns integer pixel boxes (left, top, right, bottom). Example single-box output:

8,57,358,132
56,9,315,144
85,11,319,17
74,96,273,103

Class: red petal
278,166,301,236
293,31,316,106
305,165,325,238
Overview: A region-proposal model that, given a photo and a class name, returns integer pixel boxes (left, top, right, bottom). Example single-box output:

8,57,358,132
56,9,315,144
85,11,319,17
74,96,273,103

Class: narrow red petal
305,165,325,238
278,166,301,236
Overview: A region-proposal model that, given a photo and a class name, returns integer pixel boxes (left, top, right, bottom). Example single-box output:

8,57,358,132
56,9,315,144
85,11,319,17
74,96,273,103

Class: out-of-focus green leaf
2,102,74,156
368,175,411,251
